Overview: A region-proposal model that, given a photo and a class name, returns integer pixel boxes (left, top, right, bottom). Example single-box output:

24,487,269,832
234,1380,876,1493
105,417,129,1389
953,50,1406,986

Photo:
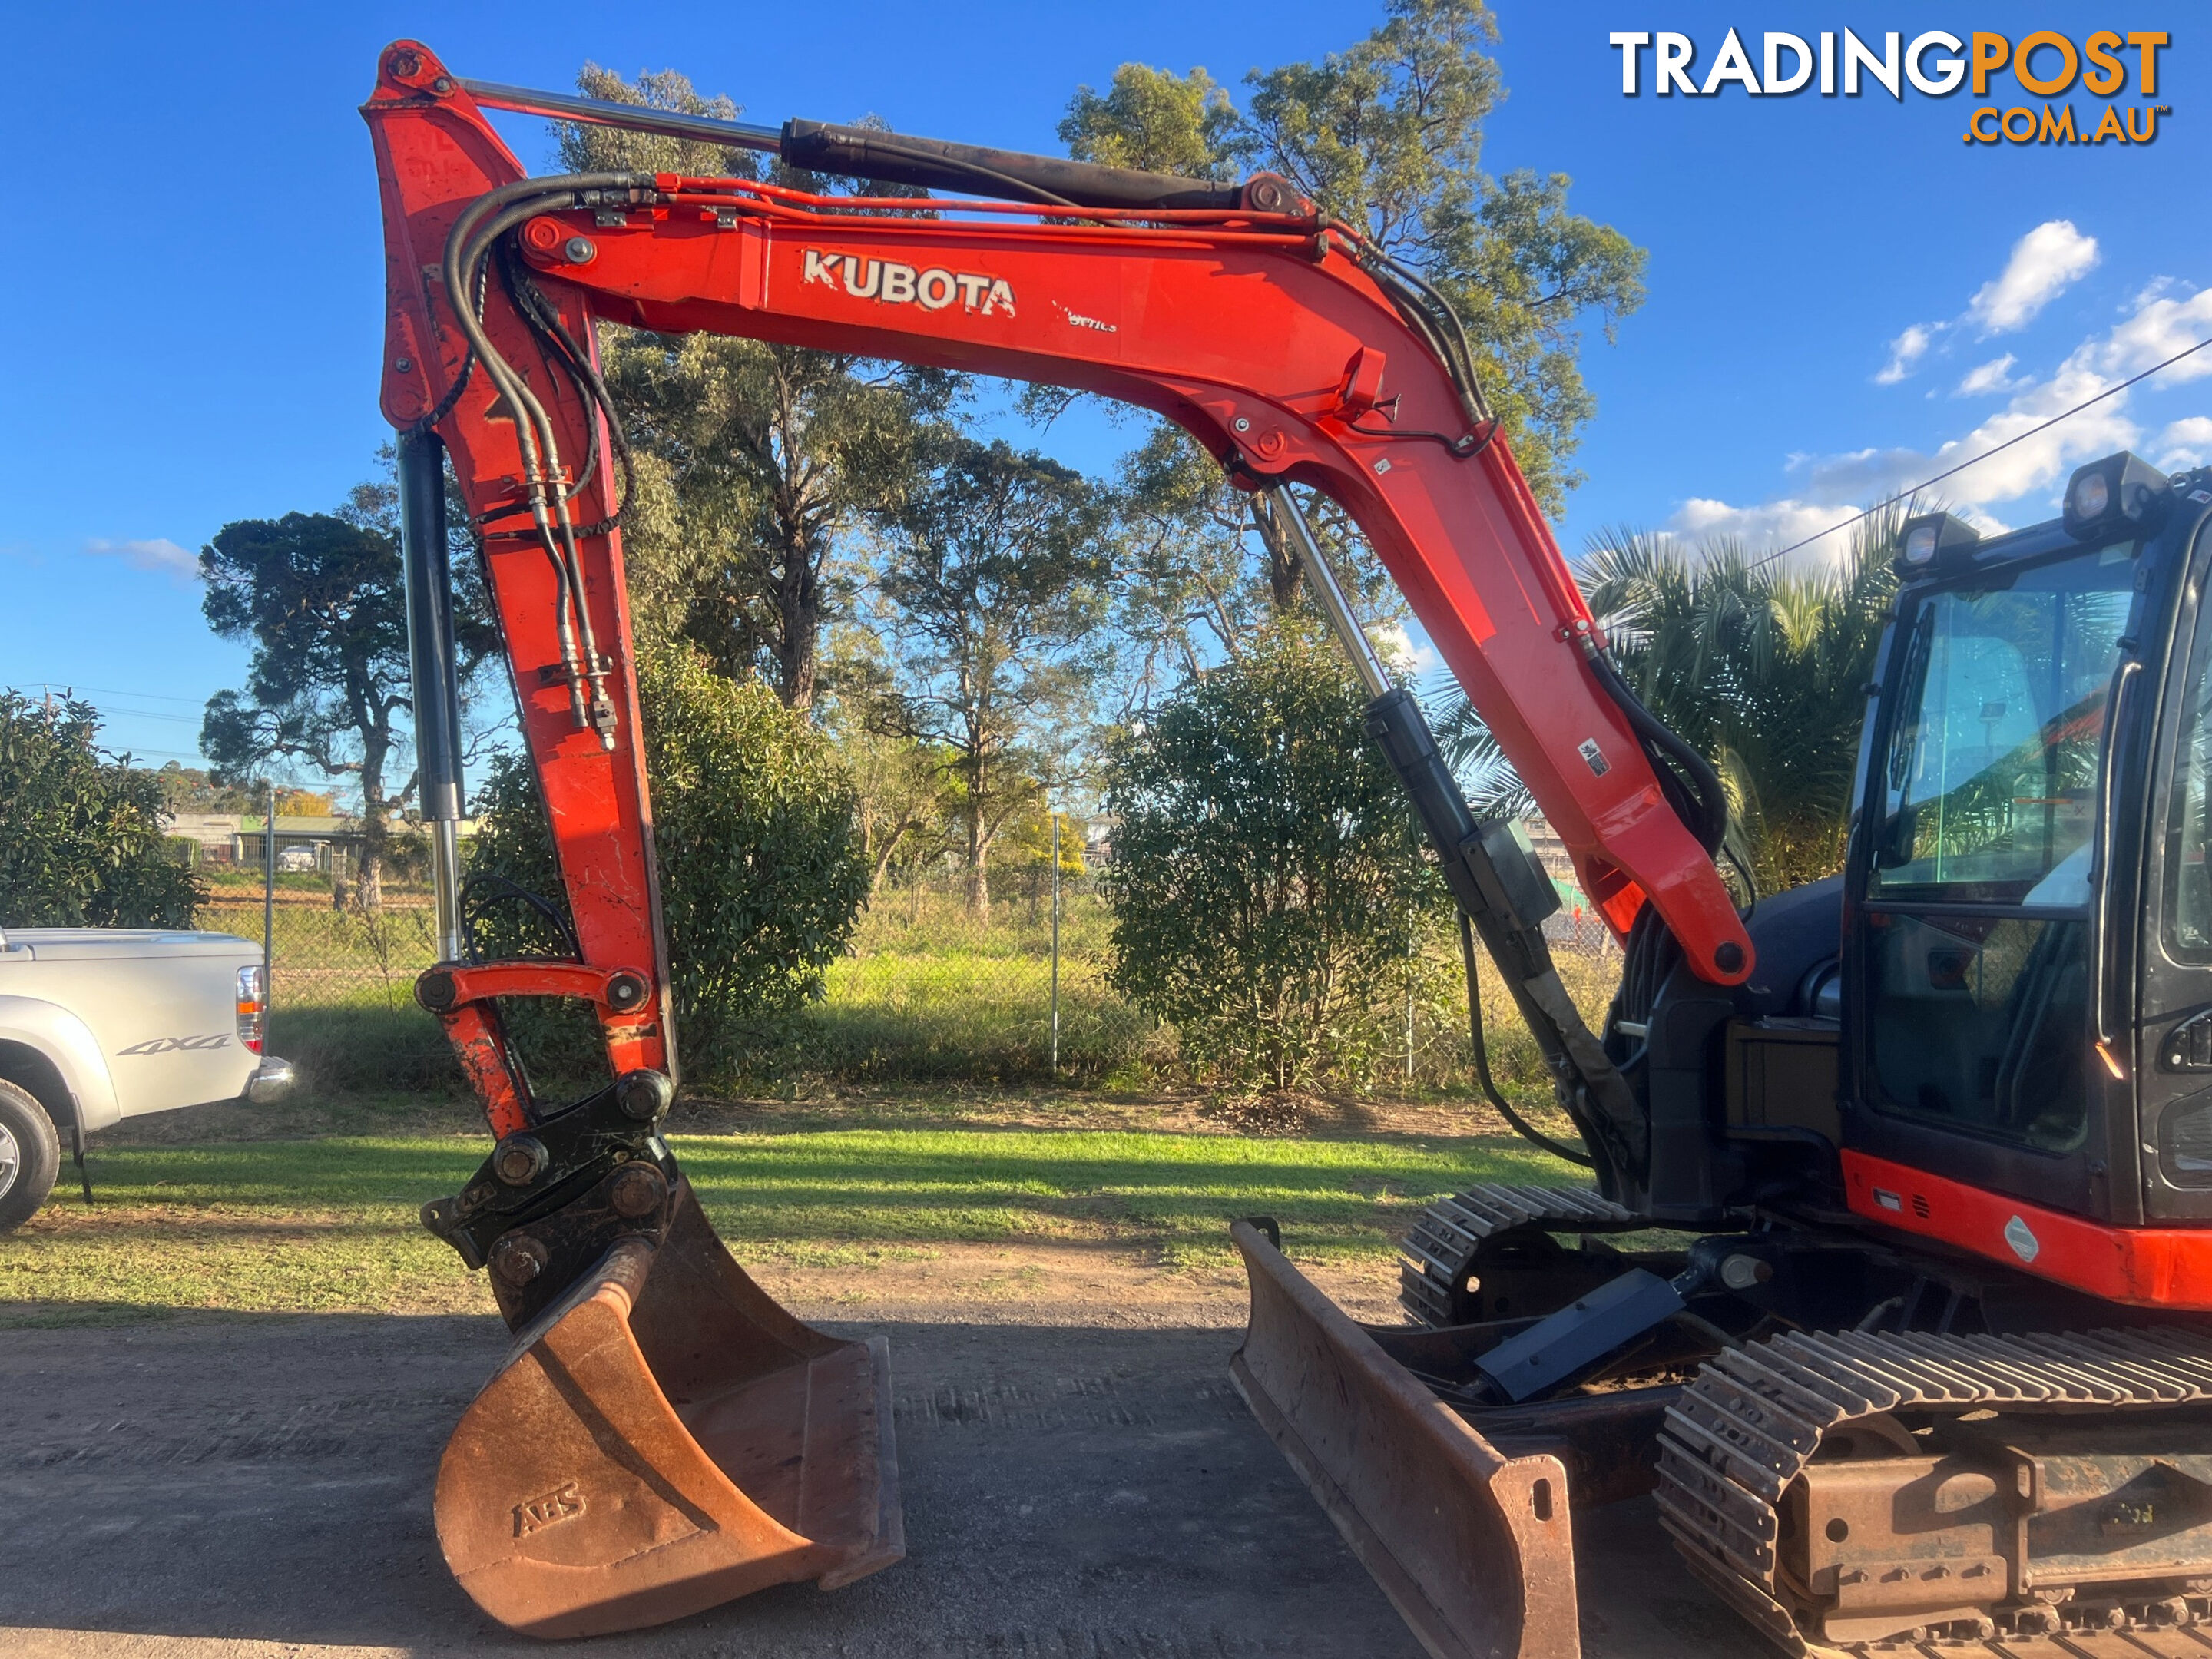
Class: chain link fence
199,841,1624,1098
195,862,454,1095
804,866,1153,1083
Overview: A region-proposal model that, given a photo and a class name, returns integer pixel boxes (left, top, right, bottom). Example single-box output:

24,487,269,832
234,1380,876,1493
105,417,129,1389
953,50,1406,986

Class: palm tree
1436,504,1906,896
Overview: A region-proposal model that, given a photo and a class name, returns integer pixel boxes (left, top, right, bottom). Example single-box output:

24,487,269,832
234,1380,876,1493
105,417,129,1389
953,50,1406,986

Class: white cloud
1967,220,2099,335
84,537,197,579
1876,220,2103,387
1373,621,1442,678
1666,276,2210,562
2161,416,2212,471
1667,498,1863,565
1899,356,2139,509
1794,445,1929,502
1955,354,2019,396
2088,285,2212,382
1875,323,1935,386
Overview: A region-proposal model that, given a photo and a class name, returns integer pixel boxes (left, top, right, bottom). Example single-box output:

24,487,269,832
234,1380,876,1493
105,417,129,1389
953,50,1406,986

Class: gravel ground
0,1309,1764,1658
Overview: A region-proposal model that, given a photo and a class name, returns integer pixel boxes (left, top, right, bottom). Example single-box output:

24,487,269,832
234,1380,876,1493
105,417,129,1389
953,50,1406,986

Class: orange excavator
368,42,2212,1656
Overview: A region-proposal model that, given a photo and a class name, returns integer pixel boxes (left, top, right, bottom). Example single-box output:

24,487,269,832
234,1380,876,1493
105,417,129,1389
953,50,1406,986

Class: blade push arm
363,41,1750,1115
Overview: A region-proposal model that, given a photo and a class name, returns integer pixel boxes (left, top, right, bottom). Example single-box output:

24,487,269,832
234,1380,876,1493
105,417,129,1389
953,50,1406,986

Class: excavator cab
1850,458,2212,1239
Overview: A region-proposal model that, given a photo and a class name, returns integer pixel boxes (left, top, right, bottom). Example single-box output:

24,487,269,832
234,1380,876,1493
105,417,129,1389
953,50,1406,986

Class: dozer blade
1229,1220,1580,1659
435,1180,902,1638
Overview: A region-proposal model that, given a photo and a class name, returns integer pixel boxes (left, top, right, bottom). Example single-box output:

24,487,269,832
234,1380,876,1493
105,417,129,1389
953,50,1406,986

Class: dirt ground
0,1296,1769,1659
2,1088,1768,1655
755,1238,1410,1326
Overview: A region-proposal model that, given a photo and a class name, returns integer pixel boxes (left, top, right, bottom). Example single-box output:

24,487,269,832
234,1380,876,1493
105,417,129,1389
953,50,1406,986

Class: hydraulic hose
1461,914,1592,1167
437,172,651,746
1581,642,1728,856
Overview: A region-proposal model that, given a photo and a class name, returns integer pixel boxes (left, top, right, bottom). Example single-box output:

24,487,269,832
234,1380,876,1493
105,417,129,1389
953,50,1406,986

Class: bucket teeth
434,1180,902,1637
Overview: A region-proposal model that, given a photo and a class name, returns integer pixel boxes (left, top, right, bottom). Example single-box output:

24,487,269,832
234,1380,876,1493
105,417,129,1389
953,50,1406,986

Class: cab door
1843,536,2146,1221
2134,508,2212,1220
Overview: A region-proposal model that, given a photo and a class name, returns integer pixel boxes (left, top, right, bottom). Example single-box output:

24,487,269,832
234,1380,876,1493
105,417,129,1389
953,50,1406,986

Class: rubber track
1396,1184,1641,1326
1655,1324,2212,1654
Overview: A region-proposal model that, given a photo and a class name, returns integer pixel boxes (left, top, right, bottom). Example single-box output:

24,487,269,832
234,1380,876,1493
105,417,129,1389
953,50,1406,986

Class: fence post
1405,901,1416,1088
262,781,276,1035
1050,813,1061,1080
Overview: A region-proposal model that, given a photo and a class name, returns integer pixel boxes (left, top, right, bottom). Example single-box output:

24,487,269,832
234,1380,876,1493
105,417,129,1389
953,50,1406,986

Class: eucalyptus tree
872,436,1114,915
1063,0,1647,517
199,461,495,912
559,67,958,708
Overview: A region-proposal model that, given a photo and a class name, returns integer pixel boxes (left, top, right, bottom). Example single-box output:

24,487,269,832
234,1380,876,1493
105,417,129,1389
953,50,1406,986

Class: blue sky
2,2,2202,776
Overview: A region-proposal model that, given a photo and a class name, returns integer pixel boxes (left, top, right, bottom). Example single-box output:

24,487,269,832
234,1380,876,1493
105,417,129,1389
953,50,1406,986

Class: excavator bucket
1229,1220,1581,1659
433,1181,902,1638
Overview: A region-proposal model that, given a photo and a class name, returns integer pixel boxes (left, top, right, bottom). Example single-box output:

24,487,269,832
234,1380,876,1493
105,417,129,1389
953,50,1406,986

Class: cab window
1871,545,2135,904
2165,622,2212,959
1863,544,2134,1151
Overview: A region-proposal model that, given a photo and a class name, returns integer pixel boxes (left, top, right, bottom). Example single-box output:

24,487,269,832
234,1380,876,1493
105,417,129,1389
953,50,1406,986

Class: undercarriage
1240,1188,2212,1655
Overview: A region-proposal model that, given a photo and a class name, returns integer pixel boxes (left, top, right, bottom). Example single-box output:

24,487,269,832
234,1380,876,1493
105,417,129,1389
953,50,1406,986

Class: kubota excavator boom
364,36,1740,1642
365,40,1745,1639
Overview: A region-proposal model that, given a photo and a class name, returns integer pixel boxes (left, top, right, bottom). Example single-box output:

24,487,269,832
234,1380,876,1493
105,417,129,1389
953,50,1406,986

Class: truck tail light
237,964,267,1055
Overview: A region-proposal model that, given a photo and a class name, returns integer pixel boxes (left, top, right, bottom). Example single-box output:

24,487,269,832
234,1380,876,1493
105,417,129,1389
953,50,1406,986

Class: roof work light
2065,452,2172,541
1898,511,1982,575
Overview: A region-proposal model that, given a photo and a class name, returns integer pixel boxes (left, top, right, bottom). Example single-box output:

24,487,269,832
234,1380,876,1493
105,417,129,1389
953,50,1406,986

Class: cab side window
2167,642,2212,959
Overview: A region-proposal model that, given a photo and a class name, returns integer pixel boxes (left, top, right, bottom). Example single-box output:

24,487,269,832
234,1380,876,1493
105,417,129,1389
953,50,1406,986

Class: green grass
0,1125,1581,1319
796,887,1149,1082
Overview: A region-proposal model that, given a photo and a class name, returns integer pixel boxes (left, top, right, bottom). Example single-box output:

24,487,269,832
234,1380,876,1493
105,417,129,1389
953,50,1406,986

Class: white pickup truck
0,926,294,1231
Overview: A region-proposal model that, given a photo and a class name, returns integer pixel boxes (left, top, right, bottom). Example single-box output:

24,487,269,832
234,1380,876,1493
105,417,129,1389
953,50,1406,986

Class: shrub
1102,629,1436,1091
468,645,869,1081
0,694,204,928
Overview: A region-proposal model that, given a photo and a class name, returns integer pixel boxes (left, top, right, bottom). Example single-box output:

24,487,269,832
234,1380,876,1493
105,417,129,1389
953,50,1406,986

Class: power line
14,680,205,704
82,704,203,726
1745,332,2212,574
9,687,204,725
102,747,207,763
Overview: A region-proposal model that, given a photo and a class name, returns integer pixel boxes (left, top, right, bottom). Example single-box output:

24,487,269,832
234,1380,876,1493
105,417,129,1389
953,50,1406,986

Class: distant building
166,813,250,859
162,812,472,876
1519,817,1578,890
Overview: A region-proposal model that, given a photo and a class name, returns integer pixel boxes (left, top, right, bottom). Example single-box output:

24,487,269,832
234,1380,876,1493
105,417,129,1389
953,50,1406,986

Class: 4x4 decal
117,1035,230,1056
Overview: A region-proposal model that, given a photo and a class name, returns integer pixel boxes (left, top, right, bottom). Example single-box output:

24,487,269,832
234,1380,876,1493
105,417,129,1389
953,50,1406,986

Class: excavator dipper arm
363,40,1739,1651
